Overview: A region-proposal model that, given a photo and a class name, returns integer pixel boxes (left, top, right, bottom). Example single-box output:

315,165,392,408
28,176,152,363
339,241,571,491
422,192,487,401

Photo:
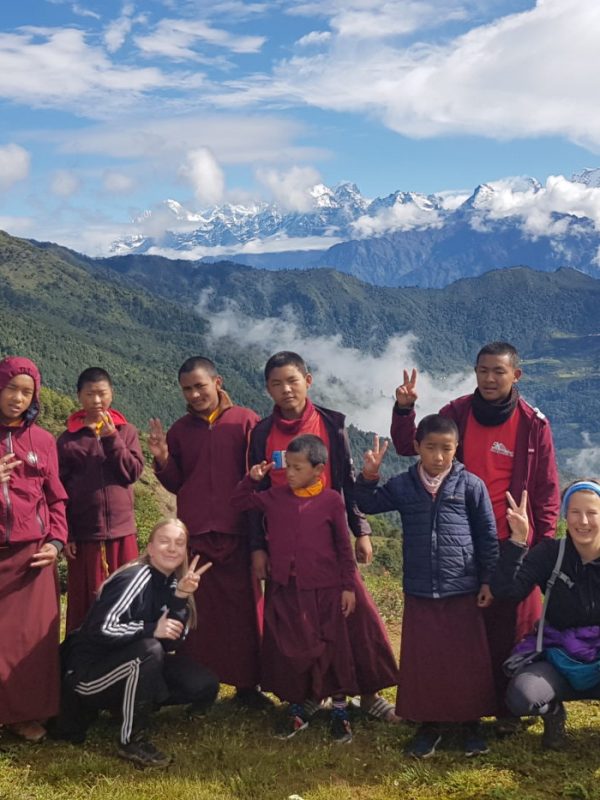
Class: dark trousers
507,660,600,716
61,639,218,743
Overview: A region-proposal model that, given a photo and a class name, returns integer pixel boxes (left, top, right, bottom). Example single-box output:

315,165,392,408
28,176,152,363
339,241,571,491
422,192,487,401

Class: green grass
3,575,600,800
2,697,600,800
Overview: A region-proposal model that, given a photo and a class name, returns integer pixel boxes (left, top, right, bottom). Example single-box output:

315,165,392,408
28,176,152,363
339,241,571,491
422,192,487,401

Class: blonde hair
105,517,198,628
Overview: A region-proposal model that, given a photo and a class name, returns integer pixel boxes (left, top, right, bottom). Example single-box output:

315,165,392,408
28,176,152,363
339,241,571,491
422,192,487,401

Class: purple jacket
57,410,144,541
514,624,600,663
155,404,259,538
247,404,370,551
391,394,559,546
231,476,356,591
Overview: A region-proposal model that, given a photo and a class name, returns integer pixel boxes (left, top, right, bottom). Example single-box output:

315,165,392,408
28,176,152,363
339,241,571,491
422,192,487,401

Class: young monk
248,351,399,721
148,356,265,706
58,367,144,632
391,342,559,732
0,356,68,742
232,435,359,742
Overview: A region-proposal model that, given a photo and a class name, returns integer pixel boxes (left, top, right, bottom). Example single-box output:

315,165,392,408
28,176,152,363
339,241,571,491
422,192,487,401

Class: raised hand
249,460,274,482
96,411,117,438
0,453,22,484
506,490,529,544
395,368,418,408
176,556,213,596
148,418,169,466
154,608,185,640
362,434,389,479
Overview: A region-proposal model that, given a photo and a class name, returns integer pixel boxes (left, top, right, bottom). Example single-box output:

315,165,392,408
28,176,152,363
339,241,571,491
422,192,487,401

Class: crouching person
52,519,219,767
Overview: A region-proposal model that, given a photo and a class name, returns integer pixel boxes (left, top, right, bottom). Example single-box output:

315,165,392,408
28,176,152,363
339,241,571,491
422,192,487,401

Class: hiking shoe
330,710,353,744
404,725,442,759
463,723,490,757
542,702,567,751
234,688,274,710
117,739,172,768
275,704,309,740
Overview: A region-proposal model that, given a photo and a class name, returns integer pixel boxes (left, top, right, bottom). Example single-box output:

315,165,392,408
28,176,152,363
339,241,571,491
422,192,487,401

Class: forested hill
4,231,600,467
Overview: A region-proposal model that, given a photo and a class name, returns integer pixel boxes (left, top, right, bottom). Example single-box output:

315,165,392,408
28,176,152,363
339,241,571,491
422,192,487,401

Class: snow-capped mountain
109,171,600,288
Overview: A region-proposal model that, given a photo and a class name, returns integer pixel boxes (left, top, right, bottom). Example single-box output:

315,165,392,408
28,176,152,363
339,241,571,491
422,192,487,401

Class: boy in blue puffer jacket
355,414,498,759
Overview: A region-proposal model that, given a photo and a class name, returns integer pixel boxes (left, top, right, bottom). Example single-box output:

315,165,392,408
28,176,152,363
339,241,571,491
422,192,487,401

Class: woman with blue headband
490,480,600,750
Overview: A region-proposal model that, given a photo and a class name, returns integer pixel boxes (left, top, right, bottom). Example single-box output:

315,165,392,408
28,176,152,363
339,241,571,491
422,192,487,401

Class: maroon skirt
261,578,358,703
396,593,496,722
345,570,399,693
0,541,61,724
66,534,139,633
180,532,262,689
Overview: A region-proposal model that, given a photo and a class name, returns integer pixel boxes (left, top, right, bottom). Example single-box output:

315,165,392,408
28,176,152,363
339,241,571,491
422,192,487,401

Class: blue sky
1,0,599,252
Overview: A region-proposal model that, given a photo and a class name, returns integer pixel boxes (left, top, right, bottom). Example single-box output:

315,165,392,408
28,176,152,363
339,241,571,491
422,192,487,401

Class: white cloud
297,31,332,47
0,143,30,190
50,169,81,197
352,199,443,236
216,0,600,150
469,175,600,238
180,147,225,206
566,432,600,478
104,3,136,53
0,27,201,115
102,170,135,193
42,114,325,165
72,4,101,20
195,292,475,435
134,18,265,60
0,215,34,235
145,233,341,259
257,165,322,212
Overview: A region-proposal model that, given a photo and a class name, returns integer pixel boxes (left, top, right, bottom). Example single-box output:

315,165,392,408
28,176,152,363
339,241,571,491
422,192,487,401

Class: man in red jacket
58,367,144,633
149,356,265,708
390,341,560,731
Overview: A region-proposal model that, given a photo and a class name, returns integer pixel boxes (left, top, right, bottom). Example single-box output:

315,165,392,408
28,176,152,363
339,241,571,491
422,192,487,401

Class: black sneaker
234,688,274,711
463,723,490,757
542,702,567,751
404,724,442,759
330,710,353,744
117,739,172,768
275,704,309,740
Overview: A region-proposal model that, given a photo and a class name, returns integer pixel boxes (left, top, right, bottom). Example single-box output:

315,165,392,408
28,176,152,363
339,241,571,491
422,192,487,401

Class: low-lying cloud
196,291,475,435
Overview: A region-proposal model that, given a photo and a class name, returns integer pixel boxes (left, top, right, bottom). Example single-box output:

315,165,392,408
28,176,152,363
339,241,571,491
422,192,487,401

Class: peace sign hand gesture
176,556,213,597
395,369,418,408
362,435,389,480
506,490,529,545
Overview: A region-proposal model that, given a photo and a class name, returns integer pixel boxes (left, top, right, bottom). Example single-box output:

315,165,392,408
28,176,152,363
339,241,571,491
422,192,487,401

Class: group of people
1,342,599,768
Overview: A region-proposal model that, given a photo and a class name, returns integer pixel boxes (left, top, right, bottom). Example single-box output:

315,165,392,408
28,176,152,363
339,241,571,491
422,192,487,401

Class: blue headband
561,481,600,518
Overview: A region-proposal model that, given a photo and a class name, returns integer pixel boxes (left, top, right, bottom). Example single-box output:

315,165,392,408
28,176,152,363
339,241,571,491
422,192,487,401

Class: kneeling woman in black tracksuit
56,518,219,766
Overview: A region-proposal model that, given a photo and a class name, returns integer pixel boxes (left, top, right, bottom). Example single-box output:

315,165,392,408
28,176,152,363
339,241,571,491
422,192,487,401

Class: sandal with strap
360,696,400,723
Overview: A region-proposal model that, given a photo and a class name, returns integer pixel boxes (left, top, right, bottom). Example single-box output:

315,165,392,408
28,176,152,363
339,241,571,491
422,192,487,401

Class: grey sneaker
117,739,172,768
541,702,567,751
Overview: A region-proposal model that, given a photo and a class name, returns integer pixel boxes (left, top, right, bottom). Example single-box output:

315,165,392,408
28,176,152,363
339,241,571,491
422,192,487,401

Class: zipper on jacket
97,432,112,537
2,432,13,543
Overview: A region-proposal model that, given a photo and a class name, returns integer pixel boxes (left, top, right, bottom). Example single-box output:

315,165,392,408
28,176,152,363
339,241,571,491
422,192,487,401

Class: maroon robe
155,400,262,688
0,543,61,724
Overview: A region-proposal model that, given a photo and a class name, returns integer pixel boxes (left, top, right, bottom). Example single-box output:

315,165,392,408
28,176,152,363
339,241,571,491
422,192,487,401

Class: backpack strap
535,537,567,653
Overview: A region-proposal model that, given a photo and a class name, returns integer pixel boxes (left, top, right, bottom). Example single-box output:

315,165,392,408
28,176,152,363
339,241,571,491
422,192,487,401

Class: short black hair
415,414,459,444
264,351,308,381
178,356,218,381
476,341,520,368
77,367,112,392
287,434,328,466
